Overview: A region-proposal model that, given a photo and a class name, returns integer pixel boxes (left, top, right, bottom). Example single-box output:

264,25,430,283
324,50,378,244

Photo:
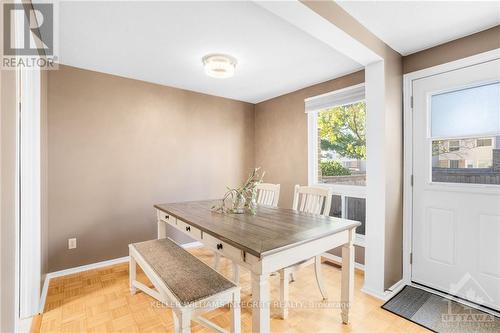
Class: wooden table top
155,200,360,258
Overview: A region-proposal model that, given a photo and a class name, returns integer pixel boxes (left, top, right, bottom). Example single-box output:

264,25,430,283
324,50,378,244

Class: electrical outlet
68,238,77,249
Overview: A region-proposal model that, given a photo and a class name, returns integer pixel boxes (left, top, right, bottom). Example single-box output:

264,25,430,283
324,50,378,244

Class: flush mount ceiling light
202,54,237,79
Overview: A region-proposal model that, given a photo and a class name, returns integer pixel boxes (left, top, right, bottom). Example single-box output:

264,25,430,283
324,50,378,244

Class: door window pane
432,136,500,185
431,82,500,138
431,82,500,185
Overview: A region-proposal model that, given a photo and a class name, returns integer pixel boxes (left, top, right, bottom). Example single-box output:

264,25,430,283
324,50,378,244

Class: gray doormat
382,286,500,332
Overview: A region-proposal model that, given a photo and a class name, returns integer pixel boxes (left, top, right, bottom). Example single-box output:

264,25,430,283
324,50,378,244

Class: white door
412,58,500,311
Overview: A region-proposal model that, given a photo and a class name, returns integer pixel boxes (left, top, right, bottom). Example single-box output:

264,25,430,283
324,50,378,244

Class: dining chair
256,183,280,207
279,184,333,319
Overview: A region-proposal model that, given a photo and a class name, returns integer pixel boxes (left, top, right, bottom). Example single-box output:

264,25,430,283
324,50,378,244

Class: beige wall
403,26,500,74
47,65,254,271
254,70,365,208
382,53,404,288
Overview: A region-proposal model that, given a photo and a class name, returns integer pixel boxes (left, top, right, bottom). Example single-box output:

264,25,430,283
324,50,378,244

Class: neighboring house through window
430,82,500,184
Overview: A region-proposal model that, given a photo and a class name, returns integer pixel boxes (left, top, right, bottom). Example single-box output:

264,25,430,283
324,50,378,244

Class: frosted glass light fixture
202,54,237,78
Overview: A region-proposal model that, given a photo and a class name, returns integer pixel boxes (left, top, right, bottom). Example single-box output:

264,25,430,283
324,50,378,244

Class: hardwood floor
40,247,428,333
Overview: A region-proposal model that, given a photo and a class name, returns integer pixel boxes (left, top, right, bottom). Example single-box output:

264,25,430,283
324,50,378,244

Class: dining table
155,200,360,333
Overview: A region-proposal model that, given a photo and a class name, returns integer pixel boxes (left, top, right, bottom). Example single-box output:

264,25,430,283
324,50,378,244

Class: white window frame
306,83,367,246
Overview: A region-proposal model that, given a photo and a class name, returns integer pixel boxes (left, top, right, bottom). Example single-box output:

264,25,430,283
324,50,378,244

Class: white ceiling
59,1,362,103
337,1,500,56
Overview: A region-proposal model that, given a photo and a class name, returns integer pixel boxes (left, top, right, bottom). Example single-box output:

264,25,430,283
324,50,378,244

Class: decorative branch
211,167,265,215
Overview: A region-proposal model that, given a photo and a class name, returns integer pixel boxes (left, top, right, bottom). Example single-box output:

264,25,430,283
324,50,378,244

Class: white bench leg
231,290,241,333
178,311,191,333
279,269,289,319
129,255,137,295
232,261,240,285
172,311,179,333
214,252,221,270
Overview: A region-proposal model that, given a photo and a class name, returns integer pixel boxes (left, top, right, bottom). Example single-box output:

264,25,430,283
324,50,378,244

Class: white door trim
402,48,500,285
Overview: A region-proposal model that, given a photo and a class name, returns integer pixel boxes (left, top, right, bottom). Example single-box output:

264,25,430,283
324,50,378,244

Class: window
477,138,492,147
430,82,500,185
307,84,366,245
306,85,366,186
449,140,460,152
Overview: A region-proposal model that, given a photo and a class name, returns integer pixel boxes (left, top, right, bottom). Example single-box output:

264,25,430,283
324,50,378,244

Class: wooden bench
129,238,241,333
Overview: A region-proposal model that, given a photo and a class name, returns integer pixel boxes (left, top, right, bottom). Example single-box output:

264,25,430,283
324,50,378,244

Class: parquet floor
39,247,428,333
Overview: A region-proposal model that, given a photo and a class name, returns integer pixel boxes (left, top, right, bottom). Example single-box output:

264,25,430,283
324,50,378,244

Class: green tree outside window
318,101,366,160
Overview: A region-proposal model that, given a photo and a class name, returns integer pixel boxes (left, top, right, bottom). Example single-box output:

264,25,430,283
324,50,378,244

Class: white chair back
292,185,332,216
256,183,280,207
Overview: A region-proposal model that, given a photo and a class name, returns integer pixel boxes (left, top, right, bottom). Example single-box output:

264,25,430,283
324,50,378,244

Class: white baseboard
16,316,33,333
39,241,204,313
39,276,50,313
361,279,406,301
322,252,365,271
47,256,130,280
360,286,387,301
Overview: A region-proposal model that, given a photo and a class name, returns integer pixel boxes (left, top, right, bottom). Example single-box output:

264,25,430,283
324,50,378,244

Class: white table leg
341,230,355,324
279,269,289,320
251,272,270,333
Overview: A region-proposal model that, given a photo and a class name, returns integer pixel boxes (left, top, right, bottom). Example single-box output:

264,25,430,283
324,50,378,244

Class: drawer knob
185,226,191,232
165,215,169,219
217,243,223,250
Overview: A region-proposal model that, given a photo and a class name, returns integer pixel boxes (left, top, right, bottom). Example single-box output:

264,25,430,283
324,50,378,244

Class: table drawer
177,220,202,240
203,232,242,261
158,211,176,226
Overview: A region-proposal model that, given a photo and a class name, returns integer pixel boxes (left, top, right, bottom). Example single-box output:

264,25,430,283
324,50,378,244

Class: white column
363,60,387,297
